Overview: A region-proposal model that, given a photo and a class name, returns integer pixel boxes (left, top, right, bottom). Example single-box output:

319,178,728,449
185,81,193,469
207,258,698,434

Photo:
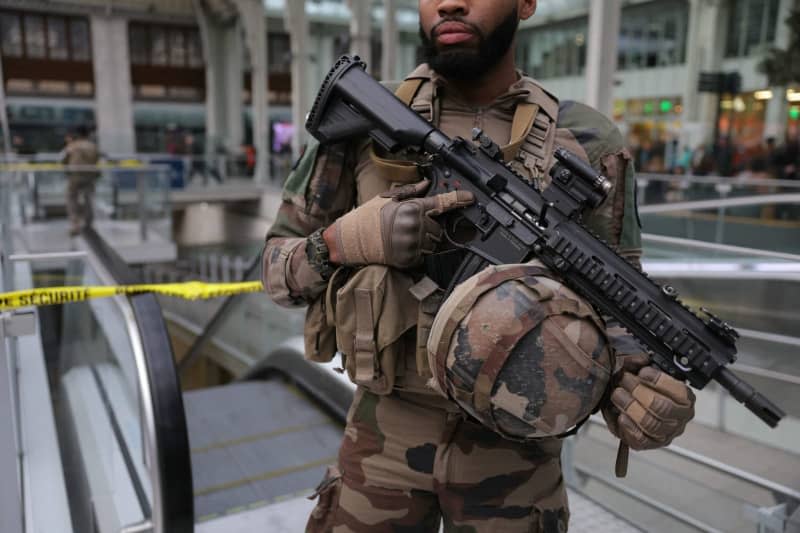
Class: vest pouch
303,267,350,363
303,297,337,363
332,265,418,395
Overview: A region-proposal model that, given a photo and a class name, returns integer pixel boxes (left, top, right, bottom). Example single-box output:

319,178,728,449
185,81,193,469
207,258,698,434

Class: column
348,0,372,63
90,15,135,154
584,0,621,117
236,0,270,182
680,0,726,149
195,3,244,155
764,0,796,141
381,0,398,81
285,0,309,158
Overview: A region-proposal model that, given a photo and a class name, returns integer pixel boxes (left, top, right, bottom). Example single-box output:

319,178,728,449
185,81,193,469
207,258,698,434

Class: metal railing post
0,311,35,533
137,170,148,242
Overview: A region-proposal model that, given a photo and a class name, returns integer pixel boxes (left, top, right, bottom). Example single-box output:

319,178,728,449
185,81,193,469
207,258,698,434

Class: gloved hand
325,180,474,269
602,353,696,451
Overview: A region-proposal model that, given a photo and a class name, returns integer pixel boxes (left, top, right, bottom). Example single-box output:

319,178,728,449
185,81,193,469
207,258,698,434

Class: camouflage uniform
263,65,640,532
62,138,100,232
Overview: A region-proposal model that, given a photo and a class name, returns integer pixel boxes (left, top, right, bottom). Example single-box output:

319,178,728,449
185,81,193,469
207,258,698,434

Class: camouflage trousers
66,176,95,231
306,388,569,533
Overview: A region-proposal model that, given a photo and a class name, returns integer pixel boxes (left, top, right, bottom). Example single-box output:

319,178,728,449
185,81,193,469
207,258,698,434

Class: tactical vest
311,67,576,397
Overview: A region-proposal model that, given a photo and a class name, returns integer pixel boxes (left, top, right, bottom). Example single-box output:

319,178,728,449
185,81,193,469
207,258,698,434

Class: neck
445,50,518,107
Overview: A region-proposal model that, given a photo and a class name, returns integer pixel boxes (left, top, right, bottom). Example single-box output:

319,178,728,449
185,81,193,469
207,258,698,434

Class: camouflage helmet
426,262,613,440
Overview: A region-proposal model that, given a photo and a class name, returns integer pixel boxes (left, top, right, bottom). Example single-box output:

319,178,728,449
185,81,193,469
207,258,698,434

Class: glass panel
69,19,90,61
640,200,800,255
637,176,800,205
150,26,167,66
24,14,46,58
1,13,23,56
129,24,149,65
169,28,186,67
47,16,68,60
48,257,153,531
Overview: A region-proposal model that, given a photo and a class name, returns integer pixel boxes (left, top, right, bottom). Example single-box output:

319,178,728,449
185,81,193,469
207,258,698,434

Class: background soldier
61,124,99,236
262,0,696,531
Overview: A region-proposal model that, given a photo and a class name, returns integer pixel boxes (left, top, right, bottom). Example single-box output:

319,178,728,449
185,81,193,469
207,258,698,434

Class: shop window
23,14,45,58
169,28,186,67
130,25,149,65
268,33,291,73
518,17,588,79
151,27,167,65
47,17,68,59
725,0,781,57
69,19,90,61
617,0,689,71
0,13,22,56
187,30,203,67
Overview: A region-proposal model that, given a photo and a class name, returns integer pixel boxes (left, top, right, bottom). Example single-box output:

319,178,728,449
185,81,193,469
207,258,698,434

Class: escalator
4,180,797,532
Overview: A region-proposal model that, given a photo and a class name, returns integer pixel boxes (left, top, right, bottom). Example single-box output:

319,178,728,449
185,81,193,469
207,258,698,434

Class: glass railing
0,167,192,532
637,172,800,206
0,168,24,533
175,257,305,380
640,194,800,255
564,416,800,533
13,163,173,242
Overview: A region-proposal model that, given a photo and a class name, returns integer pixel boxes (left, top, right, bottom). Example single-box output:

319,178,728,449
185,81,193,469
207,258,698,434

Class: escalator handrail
82,227,194,533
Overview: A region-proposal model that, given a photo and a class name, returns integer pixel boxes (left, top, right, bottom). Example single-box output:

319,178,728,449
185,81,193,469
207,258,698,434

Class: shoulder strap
501,102,539,161
371,77,558,183
395,78,425,106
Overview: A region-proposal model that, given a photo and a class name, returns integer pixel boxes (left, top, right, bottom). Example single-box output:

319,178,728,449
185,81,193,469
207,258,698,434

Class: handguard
305,55,785,428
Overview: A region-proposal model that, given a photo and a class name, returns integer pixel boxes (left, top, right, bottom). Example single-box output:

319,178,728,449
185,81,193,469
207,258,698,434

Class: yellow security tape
0,160,145,171
0,281,264,311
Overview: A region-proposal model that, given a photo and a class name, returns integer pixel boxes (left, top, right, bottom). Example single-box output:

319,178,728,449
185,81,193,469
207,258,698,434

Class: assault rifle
305,55,785,428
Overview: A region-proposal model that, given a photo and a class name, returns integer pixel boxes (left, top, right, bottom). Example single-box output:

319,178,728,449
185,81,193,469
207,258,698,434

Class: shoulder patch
557,100,624,167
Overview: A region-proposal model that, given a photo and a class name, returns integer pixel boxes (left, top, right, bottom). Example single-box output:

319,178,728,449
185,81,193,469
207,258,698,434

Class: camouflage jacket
263,65,641,314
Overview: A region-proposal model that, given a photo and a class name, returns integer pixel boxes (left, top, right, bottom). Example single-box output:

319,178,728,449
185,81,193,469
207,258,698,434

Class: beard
419,8,519,81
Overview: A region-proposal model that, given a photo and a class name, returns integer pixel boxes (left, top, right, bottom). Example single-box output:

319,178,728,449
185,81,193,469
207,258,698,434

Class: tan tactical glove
602,353,696,475
329,180,474,269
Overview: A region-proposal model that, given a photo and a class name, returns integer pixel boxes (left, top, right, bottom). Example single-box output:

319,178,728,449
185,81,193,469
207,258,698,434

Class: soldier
62,125,99,236
262,0,696,531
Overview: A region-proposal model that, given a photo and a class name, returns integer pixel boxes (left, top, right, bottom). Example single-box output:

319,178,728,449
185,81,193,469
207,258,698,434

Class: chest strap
370,80,543,183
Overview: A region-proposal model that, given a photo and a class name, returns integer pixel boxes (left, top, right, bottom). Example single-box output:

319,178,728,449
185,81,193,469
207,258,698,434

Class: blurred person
677,143,693,171
692,143,714,175
713,136,735,177
263,0,696,531
62,125,99,236
243,143,256,176
185,133,222,184
11,134,35,156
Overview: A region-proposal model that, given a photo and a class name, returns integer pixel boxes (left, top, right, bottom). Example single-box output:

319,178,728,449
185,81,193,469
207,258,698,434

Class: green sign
791,107,800,120
660,100,673,113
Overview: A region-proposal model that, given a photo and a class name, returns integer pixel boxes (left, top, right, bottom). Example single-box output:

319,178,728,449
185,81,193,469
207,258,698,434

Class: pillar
680,0,726,149
90,15,135,154
195,2,244,155
285,0,309,158
764,0,796,141
381,0,398,81
235,0,270,183
584,0,621,117
348,0,372,64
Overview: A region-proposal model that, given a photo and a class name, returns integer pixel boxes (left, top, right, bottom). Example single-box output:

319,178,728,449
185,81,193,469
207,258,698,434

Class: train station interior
0,0,798,532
